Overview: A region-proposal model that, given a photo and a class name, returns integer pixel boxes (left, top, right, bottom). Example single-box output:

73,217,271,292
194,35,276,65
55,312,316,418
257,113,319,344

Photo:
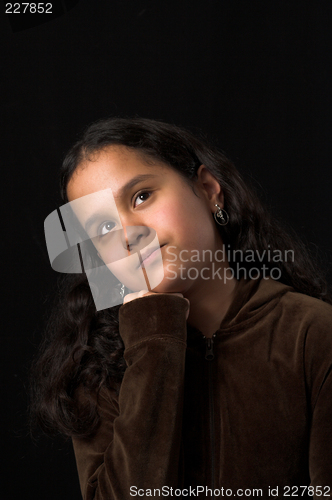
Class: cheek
177,203,214,246
149,194,215,253
153,199,189,233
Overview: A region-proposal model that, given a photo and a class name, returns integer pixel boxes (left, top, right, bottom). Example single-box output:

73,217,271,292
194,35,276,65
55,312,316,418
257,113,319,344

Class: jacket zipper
204,334,216,499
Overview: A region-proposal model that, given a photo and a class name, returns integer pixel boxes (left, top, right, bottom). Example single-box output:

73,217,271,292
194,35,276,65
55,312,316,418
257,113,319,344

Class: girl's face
66,145,225,295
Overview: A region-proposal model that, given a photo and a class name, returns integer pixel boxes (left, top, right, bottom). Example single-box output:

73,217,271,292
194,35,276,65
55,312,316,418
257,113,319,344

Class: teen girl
31,117,332,499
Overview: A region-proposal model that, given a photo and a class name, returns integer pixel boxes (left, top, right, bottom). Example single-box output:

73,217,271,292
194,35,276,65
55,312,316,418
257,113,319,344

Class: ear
195,164,225,209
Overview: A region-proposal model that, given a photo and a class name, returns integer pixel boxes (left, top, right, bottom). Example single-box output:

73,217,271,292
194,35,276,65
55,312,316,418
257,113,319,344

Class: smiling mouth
138,244,165,268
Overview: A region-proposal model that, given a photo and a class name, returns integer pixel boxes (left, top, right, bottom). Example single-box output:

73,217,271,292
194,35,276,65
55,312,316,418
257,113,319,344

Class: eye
134,191,152,207
99,221,115,237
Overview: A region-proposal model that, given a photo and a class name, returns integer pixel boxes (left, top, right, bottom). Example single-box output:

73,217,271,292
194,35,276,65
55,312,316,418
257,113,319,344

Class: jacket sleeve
305,301,332,493
72,294,188,500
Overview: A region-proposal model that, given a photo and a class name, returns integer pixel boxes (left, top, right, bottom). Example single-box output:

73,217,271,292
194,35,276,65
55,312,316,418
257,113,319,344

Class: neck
185,271,238,338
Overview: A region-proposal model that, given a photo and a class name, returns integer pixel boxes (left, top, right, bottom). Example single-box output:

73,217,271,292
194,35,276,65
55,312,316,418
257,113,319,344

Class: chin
150,278,185,295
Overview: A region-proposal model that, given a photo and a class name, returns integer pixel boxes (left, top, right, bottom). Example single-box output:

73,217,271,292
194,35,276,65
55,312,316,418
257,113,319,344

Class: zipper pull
204,335,216,360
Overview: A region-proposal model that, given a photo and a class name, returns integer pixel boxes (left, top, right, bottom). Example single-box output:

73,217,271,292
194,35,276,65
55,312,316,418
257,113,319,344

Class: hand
123,290,190,320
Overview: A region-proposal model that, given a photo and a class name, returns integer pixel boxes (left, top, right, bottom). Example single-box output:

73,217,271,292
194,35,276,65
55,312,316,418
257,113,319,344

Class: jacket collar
186,277,294,339
218,277,293,331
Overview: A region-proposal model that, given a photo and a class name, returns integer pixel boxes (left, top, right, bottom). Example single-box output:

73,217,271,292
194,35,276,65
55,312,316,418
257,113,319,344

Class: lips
138,244,165,268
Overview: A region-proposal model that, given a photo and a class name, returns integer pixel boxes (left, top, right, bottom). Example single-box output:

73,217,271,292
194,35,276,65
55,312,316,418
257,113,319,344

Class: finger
123,290,150,304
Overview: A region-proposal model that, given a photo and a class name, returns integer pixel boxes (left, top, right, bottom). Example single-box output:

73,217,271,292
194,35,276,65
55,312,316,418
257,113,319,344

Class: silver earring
214,204,229,226
120,283,125,298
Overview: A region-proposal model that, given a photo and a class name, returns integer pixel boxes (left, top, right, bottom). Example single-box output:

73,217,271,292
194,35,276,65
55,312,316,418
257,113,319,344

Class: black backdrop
1,1,331,498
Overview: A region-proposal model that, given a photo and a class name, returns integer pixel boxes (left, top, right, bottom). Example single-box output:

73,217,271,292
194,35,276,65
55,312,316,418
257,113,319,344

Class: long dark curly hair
30,116,332,439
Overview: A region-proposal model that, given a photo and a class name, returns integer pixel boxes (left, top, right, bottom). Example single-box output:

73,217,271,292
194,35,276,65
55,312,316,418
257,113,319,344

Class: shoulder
266,280,332,371
258,277,332,330
276,282,332,332
251,278,332,360
257,280,332,399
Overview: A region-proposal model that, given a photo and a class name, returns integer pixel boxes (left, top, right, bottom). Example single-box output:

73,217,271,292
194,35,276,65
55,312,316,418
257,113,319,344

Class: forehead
66,145,168,202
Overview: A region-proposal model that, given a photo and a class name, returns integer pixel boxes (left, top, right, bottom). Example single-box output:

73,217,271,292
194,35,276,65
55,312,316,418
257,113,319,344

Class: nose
123,225,157,255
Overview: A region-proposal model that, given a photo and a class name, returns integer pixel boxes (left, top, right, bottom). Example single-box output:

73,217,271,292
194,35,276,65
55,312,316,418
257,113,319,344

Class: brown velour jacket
72,277,332,499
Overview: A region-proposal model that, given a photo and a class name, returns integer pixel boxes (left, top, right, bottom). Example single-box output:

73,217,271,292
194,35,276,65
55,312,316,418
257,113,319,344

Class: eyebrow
84,174,158,233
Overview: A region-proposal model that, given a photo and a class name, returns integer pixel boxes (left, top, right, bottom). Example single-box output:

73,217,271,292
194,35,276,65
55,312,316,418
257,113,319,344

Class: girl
31,117,332,499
